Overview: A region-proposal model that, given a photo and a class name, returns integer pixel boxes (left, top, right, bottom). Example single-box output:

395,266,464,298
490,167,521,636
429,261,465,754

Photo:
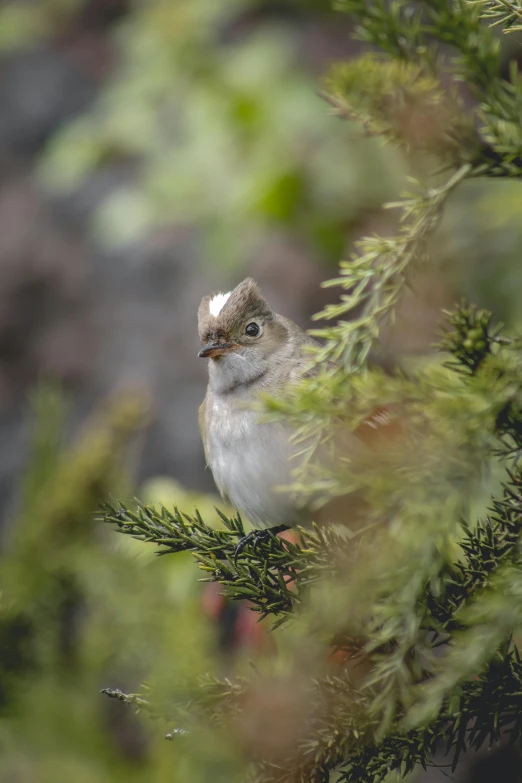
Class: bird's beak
198,342,237,359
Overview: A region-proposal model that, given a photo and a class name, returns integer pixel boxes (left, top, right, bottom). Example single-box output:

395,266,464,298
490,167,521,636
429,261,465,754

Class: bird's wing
291,334,325,382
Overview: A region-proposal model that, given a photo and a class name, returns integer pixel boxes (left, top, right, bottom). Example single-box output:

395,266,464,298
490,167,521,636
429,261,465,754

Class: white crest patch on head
209,291,231,317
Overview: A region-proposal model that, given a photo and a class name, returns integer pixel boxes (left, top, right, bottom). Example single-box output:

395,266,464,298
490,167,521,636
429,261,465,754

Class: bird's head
198,278,289,391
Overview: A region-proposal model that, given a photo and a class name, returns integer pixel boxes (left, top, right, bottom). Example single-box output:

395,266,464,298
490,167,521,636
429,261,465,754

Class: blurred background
0,1,521,781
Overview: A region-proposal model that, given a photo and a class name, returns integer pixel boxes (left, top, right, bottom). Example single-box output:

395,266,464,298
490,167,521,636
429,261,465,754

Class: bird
197,277,321,559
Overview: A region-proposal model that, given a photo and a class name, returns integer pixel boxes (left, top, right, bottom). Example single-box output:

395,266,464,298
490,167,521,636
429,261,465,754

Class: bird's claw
233,525,289,566
233,529,270,565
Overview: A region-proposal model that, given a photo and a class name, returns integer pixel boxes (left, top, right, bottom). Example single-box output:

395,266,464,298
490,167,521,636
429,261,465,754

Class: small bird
198,278,318,557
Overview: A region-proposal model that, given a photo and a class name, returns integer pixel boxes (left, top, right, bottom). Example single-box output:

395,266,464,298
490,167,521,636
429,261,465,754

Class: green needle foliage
476,0,522,33
101,502,347,625
333,0,522,173
102,310,522,783
100,1,522,781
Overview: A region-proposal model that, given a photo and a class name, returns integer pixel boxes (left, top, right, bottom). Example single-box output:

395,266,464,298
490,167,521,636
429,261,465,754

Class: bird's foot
234,524,289,565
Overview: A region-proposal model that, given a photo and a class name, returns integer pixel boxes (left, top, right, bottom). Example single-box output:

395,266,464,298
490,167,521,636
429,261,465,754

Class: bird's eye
245,322,260,337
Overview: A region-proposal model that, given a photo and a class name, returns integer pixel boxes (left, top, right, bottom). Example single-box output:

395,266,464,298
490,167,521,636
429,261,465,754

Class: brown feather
198,278,273,344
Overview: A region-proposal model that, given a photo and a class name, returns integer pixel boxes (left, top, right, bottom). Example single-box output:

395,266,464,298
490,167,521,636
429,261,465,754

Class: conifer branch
96,1,522,776
427,491,522,633
310,165,470,370
358,307,522,725
340,645,522,782
323,56,476,163
333,0,522,176
101,641,522,783
474,0,522,32
101,502,348,623
101,675,246,734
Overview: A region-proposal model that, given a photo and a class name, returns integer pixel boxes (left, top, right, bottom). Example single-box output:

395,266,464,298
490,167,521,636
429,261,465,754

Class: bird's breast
205,395,308,529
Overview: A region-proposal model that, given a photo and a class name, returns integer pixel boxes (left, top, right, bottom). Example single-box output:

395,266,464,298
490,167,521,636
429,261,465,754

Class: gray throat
208,350,269,395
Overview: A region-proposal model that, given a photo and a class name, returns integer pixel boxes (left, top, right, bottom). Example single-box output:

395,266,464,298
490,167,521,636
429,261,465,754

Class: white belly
205,397,308,529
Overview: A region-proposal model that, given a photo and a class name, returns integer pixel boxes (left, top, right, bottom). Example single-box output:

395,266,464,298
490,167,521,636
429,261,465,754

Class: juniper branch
101,674,247,733
408,565,522,726
334,0,522,176
101,501,345,622
360,304,522,719
100,306,522,783
427,470,522,632
311,165,470,370
475,0,522,33
441,300,522,457
101,687,154,713
101,631,522,783
339,645,522,782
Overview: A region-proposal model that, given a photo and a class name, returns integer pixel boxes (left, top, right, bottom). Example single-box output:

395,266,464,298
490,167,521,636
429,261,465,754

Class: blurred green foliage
442,178,522,327
0,386,246,782
2,0,520,321
35,0,400,263
0,0,82,52
87,0,522,779
3,0,522,320
1,0,522,780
